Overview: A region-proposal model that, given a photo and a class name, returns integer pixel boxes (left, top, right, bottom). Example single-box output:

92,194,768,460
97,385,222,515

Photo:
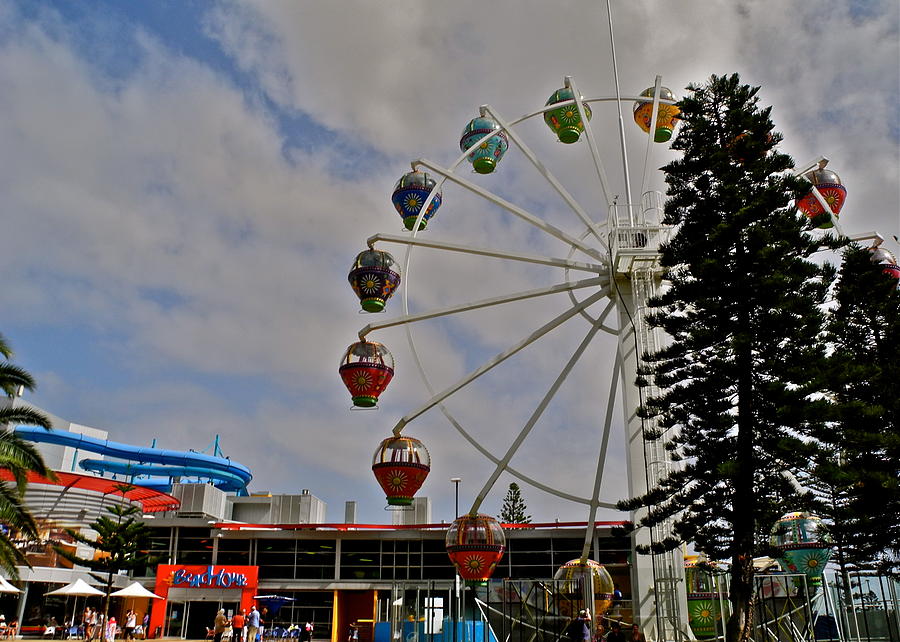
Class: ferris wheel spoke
581,344,622,560
398,307,612,507
437,403,616,507
468,319,605,516
369,233,606,272
481,103,607,252
358,276,607,340
413,159,606,262
392,288,609,436
566,78,616,209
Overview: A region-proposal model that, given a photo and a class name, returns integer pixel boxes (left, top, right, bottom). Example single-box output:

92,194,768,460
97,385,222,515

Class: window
217,538,250,566
175,527,214,565
258,539,295,579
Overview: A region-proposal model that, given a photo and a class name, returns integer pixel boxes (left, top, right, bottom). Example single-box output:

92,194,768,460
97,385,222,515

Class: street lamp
450,477,461,518
449,477,462,641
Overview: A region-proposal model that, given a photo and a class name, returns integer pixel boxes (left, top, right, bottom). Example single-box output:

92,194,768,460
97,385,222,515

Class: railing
607,191,672,275
376,572,898,642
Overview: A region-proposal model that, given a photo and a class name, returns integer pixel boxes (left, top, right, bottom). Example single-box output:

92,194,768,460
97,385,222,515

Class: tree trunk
102,570,113,642
727,238,757,642
725,554,756,642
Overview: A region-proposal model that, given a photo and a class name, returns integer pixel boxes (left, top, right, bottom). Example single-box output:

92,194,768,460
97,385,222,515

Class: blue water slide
14,425,252,493
79,459,250,492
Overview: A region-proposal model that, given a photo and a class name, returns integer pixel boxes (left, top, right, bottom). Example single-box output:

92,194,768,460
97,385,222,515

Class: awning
0,470,180,513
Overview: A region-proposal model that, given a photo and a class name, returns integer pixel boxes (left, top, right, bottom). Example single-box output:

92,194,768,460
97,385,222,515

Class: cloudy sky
2,1,897,526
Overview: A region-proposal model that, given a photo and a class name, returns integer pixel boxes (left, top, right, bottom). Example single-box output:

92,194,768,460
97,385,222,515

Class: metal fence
382,572,898,642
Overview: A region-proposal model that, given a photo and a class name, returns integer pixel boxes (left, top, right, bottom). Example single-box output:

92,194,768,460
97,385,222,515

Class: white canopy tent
109,582,163,600
0,577,21,594
45,578,104,597
46,578,105,633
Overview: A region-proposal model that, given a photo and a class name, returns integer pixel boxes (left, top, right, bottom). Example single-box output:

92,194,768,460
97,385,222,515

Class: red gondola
797,168,846,229
445,513,505,582
339,341,394,408
869,247,900,281
372,436,430,506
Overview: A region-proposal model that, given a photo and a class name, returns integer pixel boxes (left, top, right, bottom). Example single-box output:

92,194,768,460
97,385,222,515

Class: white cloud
2,0,897,526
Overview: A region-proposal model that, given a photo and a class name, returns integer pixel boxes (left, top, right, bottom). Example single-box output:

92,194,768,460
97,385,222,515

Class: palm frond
0,482,40,539
0,407,52,430
0,530,29,579
0,364,38,396
0,430,55,488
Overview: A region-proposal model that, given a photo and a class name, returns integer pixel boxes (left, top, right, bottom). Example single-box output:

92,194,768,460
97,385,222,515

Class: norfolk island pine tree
812,245,900,579
617,74,841,642
499,482,532,524
56,486,156,631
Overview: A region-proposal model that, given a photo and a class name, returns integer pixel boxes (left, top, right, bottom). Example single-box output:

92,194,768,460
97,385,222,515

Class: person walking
565,611,591,642
213,610,229,642
246,606,260,642
86,609,98,641
259,608,269,642
232,610,245,642
124,610,136,640
303,622,313,642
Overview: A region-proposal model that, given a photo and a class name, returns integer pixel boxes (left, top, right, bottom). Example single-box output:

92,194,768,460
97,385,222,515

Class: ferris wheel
338,67,896,642
339,72,688,637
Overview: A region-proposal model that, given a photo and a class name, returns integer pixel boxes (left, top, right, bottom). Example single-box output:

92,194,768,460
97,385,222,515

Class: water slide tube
14,425,252,494
78,459,250,493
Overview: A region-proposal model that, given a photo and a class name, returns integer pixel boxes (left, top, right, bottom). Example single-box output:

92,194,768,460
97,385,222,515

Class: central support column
613,270,688,642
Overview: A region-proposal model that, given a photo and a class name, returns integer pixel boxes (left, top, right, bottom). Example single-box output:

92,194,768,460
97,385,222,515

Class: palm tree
0,332,54,577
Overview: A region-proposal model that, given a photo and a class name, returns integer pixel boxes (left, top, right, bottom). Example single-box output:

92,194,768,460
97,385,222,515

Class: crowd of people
79,607,149,641
213,606,314,642
0,608,149,641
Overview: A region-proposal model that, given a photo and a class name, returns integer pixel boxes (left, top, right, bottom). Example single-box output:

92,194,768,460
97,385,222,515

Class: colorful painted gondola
796,168,846,229
446,513,506,582
372,436,430,506
460,116,508,174
633,86,680,143
392,171,442,231
544,87,592,144
339,341,394,408
348,249,401,313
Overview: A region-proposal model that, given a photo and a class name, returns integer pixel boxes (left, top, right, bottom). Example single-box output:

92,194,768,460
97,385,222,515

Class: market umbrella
45,578,104,596
46,578,105,632
253,595,295,628
0,577,21,593
253,595,295,615
111,582,163,634
109,582,163,600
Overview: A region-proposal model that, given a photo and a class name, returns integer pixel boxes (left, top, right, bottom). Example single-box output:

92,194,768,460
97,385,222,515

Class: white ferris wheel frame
357,76,677,507
353,68,690,638
354,70,857,640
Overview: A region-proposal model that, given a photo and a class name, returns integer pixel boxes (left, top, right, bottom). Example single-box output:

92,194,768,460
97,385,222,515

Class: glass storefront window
217,538,250,566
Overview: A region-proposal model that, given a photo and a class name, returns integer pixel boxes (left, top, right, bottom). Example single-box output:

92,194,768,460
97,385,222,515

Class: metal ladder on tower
610,190,688,642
